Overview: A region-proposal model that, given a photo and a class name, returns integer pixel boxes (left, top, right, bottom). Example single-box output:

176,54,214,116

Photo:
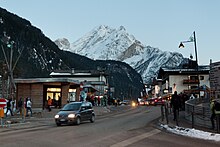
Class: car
120,100,130,105
154,97,166,105
138,99,146,106
54,101,95,126
145,98,157,106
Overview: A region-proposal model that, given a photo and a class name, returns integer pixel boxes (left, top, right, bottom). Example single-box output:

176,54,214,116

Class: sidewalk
159,110,219,134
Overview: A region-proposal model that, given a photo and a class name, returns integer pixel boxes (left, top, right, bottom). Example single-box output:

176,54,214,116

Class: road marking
110,129,161,147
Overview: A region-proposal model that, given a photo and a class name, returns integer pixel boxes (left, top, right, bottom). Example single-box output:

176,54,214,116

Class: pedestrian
58,96,62,108
6,99,13,117
98,96,101,106
47,96,52,112
26,98,32,117
210,98,220,130
170,91,181,121
18,97,23,116
91,95,95,106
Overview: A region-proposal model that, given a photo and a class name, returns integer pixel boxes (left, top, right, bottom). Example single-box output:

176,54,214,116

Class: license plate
60,119,66,121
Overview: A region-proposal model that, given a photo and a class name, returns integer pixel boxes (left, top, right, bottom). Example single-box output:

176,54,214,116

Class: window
200,76,204,80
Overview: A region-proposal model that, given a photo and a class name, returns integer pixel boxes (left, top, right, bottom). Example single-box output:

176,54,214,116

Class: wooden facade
15,78,80,109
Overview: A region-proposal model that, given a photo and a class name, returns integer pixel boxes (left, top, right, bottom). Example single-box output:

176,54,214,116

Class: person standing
98,96,101,106
6,99,13,117
210,98,220,130
17,97,23,116
26,98,32,117
210,99,216,130
170,91,181,121
47,96,52,112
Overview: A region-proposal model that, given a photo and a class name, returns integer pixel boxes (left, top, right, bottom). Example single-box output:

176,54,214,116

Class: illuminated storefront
15,78,80,109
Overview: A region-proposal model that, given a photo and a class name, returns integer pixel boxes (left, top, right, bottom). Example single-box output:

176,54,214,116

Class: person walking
170,91,181,121
6,99,13,117
47,96,52,112
26,98,32,117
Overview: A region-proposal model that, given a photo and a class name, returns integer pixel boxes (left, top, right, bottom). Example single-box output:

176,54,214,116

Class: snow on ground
160,124,220,142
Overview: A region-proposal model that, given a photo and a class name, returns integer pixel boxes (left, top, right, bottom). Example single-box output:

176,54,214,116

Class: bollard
0,108,4,127
191,106,195,128
161,105,164,121
165,104,169,124
176,109,179,126
216,114,220,133
1,118,3,127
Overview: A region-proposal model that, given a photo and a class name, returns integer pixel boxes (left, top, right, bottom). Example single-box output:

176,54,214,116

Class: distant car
138,100,146,106
120,100,130,105
145,98,157,106
54,101,95,126
138,99,146,106
154,97,166,105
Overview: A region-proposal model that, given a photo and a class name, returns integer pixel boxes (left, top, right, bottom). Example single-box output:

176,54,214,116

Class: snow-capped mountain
55,25,185,83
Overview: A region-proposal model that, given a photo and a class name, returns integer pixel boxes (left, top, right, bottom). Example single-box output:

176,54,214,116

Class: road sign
0,98,7,108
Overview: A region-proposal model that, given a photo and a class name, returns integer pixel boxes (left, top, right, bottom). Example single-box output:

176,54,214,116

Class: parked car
54,101,95,126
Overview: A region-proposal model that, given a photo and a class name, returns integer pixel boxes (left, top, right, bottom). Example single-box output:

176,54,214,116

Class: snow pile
161,124,220,141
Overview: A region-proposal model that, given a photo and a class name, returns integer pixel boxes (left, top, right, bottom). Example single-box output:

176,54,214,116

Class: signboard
0,98,7,108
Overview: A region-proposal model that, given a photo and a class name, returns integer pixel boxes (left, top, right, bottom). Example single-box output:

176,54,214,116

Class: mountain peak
54,38,70,50
118,25,126,31
54,25,184,83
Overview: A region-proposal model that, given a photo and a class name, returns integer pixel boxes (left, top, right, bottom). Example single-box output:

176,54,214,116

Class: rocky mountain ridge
55,25,185,83
0,7,144,99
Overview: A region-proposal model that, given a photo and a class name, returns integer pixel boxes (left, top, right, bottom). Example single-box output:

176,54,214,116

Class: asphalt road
0,105,219,147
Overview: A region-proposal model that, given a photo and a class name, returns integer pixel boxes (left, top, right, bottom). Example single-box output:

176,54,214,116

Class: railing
161,97,220,133
185,98,212,128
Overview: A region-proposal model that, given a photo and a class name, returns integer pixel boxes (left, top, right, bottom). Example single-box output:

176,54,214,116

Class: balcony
183,79,199,84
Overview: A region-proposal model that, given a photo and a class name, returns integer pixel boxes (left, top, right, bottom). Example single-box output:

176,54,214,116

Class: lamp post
179,31,200,97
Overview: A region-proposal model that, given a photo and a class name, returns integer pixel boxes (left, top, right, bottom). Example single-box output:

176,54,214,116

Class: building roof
159,65,209,75
83,84,99,92
157,65,210,80
50,69,108,77
161,65,210,72
14,78,80,84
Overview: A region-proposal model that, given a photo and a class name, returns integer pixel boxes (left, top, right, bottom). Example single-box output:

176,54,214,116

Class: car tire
75,117,81,125
56,123,61,126
90,115,95,123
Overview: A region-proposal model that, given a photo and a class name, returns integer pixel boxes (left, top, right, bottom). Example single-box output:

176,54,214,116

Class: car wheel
75,117,81,125
56,123,61,126
90,115,95,123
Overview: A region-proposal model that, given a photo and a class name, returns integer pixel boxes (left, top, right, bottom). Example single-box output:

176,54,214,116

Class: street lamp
179,31,200,97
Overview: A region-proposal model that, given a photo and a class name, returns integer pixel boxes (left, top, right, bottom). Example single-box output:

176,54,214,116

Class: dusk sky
1,0,219,65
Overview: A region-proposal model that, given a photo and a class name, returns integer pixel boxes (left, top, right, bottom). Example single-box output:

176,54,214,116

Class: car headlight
68,114,75,118
55,114,59,119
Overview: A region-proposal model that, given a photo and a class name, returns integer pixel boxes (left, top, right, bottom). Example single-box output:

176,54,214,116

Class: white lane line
110,129,161,147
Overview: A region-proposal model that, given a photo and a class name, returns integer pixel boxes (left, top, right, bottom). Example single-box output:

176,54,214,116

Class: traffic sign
0,98,7,108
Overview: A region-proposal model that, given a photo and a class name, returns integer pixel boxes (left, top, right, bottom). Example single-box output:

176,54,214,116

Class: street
0,105,219,147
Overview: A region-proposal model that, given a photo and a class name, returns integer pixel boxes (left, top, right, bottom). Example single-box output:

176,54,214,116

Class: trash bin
0,108,4,118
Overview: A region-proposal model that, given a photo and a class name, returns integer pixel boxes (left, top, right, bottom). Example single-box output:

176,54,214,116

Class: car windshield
61,103,81,111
